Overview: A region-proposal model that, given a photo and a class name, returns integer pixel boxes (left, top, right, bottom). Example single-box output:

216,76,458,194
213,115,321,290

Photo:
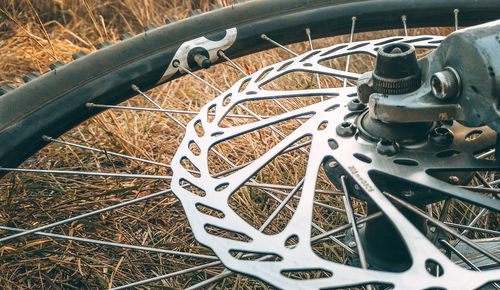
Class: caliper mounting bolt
431,67,461,100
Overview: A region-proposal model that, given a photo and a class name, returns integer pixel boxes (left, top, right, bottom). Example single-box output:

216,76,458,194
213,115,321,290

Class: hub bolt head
429,127,454,147
376,139,399,156
336,121,357,137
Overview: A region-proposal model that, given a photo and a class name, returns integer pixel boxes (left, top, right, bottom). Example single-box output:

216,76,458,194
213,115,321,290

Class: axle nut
376,139,399,156
429,127,454,147
372,43,421,94
336,121,357,137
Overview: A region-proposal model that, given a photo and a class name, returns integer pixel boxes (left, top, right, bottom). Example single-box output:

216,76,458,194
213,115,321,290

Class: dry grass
0,0,498,289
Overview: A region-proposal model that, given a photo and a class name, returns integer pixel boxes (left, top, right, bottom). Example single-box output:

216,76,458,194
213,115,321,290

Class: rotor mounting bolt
376,139,399,156
348,98,367,111
431,67,461,100
429,127,454,147
348,241,357,248
336,121,357,137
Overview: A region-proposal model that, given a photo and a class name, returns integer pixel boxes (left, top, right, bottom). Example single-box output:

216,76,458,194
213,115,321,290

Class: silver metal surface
170,35,500,288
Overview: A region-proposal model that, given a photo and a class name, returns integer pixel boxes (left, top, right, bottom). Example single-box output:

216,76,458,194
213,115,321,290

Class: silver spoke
132,84,187,128
341,176,370,272
260,34,298,56
343,16,357,87
87,102,264,119
43,135,171,168
0,189,171,243
306,28,323,101
112,261,222,289
0,226,217,260
218,50,248,76
0,167,170,179
402,15,408,36
385,192,500,265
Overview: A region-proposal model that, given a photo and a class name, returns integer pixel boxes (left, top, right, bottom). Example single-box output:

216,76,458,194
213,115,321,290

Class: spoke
385,192,500,265
341,176,370,272
212,140,312,178
452,173,495,247
111,260,222,289
439,240,500,290
87,103,263,119
0,188,171,243
259,179,304,231
249,182,356,217
132,84,186,129
305,28,323,101
311,212,383,243
454,8,459,31
262,185,356,256
186,269,233,290
245,181,341,196
432,198,452,244
260,34,298,56
43,135,170,169
444,222,500,236
217,50,248,76
0,226,217,260
343,16,357,87
401,15,408,36
174,62,223,94
0,167,170,179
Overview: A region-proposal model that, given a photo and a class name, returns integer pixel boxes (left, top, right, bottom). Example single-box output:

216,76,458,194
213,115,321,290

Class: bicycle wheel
1,0,499,288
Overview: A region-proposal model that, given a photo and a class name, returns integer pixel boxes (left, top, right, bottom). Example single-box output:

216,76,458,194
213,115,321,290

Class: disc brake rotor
171,35,500,289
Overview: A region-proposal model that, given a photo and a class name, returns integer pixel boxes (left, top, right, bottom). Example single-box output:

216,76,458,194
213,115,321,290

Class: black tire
1,0,499,170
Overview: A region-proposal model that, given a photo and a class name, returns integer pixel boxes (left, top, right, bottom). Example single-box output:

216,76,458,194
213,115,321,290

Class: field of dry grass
1,0,497,289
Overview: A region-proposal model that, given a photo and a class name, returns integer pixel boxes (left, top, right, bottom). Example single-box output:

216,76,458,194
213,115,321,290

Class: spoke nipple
348,98,366,111
131,84,140,92
260,34,268,40
305,28,311,35
402,190,414,198
376,139,399,156
429,127,454,147
42,135,52,142
85,102,94,108
448,175,460,184
336,121,357,137
172,60,180,68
